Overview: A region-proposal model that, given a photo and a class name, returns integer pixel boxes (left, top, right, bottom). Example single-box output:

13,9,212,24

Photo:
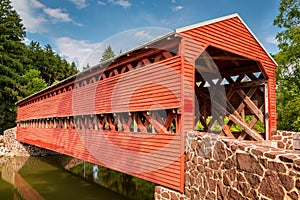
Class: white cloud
31,0,44,8
11,0,47,33
108,0,131,8
134,30,155,41
97,1,106,6
44,8,72,22
69,0,88,9
171,0,176,3
11,0,81,33
172,5,184,12
265,35,278,45
54,37,101,70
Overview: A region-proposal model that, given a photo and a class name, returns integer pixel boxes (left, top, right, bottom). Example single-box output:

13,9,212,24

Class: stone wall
155,132,300,200
3,127,57,157
272,131,300,150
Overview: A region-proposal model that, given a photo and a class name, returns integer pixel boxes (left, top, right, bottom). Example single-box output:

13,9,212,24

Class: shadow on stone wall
155,131,300,200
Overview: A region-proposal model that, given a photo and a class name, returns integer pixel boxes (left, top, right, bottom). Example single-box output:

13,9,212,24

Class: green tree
100,45,115,62
22,69,47,96
27,42,78,85
0,0,27,133
274,0,300,131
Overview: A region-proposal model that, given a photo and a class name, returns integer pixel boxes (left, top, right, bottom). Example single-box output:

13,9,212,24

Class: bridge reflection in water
0,157,131,200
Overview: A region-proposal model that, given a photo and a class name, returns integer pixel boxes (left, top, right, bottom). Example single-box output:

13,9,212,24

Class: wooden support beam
121,66,127,73
127,115,132,129
97,116,103,130
231,79,265,89
142,112,168,134
155,112,165,126
133,113,138,132
108,115,116,131
164,112,176,130
101,73,106,80
199,91,263,141
113,69,119,76
115,115,122,131
200,55,249,61
137,115,147,132
121,116,130,132
162,51,173,59
142,58,151,65
136,61,143,69
233,87,257,115
247,73,257,81
222,124,235,139
154,54,162,62
235,74,245,83
228,114,263,142
236,89,264,122
127,64,133,71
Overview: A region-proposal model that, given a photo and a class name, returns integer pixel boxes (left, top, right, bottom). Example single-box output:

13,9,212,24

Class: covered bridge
16,14,277,192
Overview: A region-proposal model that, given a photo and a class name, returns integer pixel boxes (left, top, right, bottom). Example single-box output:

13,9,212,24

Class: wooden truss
18,109,179,134
195,71,266,142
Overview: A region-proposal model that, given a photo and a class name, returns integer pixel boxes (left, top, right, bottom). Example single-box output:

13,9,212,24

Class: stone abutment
155,131,300,200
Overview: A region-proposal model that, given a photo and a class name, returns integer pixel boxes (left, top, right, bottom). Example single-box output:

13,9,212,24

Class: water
0,156,147,200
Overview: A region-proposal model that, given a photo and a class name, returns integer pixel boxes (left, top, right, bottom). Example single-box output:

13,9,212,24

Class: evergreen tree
100,45,115,62
274,0,300,131
0,0,27,133
27,42,78,85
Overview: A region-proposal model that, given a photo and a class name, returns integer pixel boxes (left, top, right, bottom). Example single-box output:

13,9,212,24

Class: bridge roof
17,13,276,105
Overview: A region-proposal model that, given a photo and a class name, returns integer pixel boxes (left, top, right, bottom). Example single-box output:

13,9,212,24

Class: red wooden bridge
16,14,277,192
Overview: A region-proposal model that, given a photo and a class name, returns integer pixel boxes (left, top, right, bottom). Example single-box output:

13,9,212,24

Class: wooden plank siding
16,128,182,190
16,55,184,192
17,56,182,120
177,16,277,138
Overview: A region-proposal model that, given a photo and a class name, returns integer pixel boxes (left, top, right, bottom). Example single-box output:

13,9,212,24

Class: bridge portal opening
194,46,268,141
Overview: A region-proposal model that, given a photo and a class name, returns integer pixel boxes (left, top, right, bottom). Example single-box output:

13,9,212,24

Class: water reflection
69,161,155,200
0,157,130,200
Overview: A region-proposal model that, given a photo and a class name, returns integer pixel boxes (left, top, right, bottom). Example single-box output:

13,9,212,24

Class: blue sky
11,0,281,70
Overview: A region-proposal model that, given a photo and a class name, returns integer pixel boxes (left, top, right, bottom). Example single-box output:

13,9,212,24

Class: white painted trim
175,13,278,67
236,15,278,66
175,13,239,33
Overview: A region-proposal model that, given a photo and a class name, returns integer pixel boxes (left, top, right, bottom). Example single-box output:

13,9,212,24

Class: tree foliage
27,41,78,85
0,0,27,133
0,0,78,133
274,0,300,131
22,69,47,96
100,45,115,62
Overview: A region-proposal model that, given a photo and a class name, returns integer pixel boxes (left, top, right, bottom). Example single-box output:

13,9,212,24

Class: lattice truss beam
193,45,267,141
195,70,266,141
18,109,179,134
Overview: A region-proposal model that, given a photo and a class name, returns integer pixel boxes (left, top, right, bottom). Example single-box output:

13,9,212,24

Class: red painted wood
179,16,277,137
15,16,278,193
16,127,182,190
17,57,181,121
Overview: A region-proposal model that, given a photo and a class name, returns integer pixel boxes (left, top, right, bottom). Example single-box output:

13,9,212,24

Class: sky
11,0,281,71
